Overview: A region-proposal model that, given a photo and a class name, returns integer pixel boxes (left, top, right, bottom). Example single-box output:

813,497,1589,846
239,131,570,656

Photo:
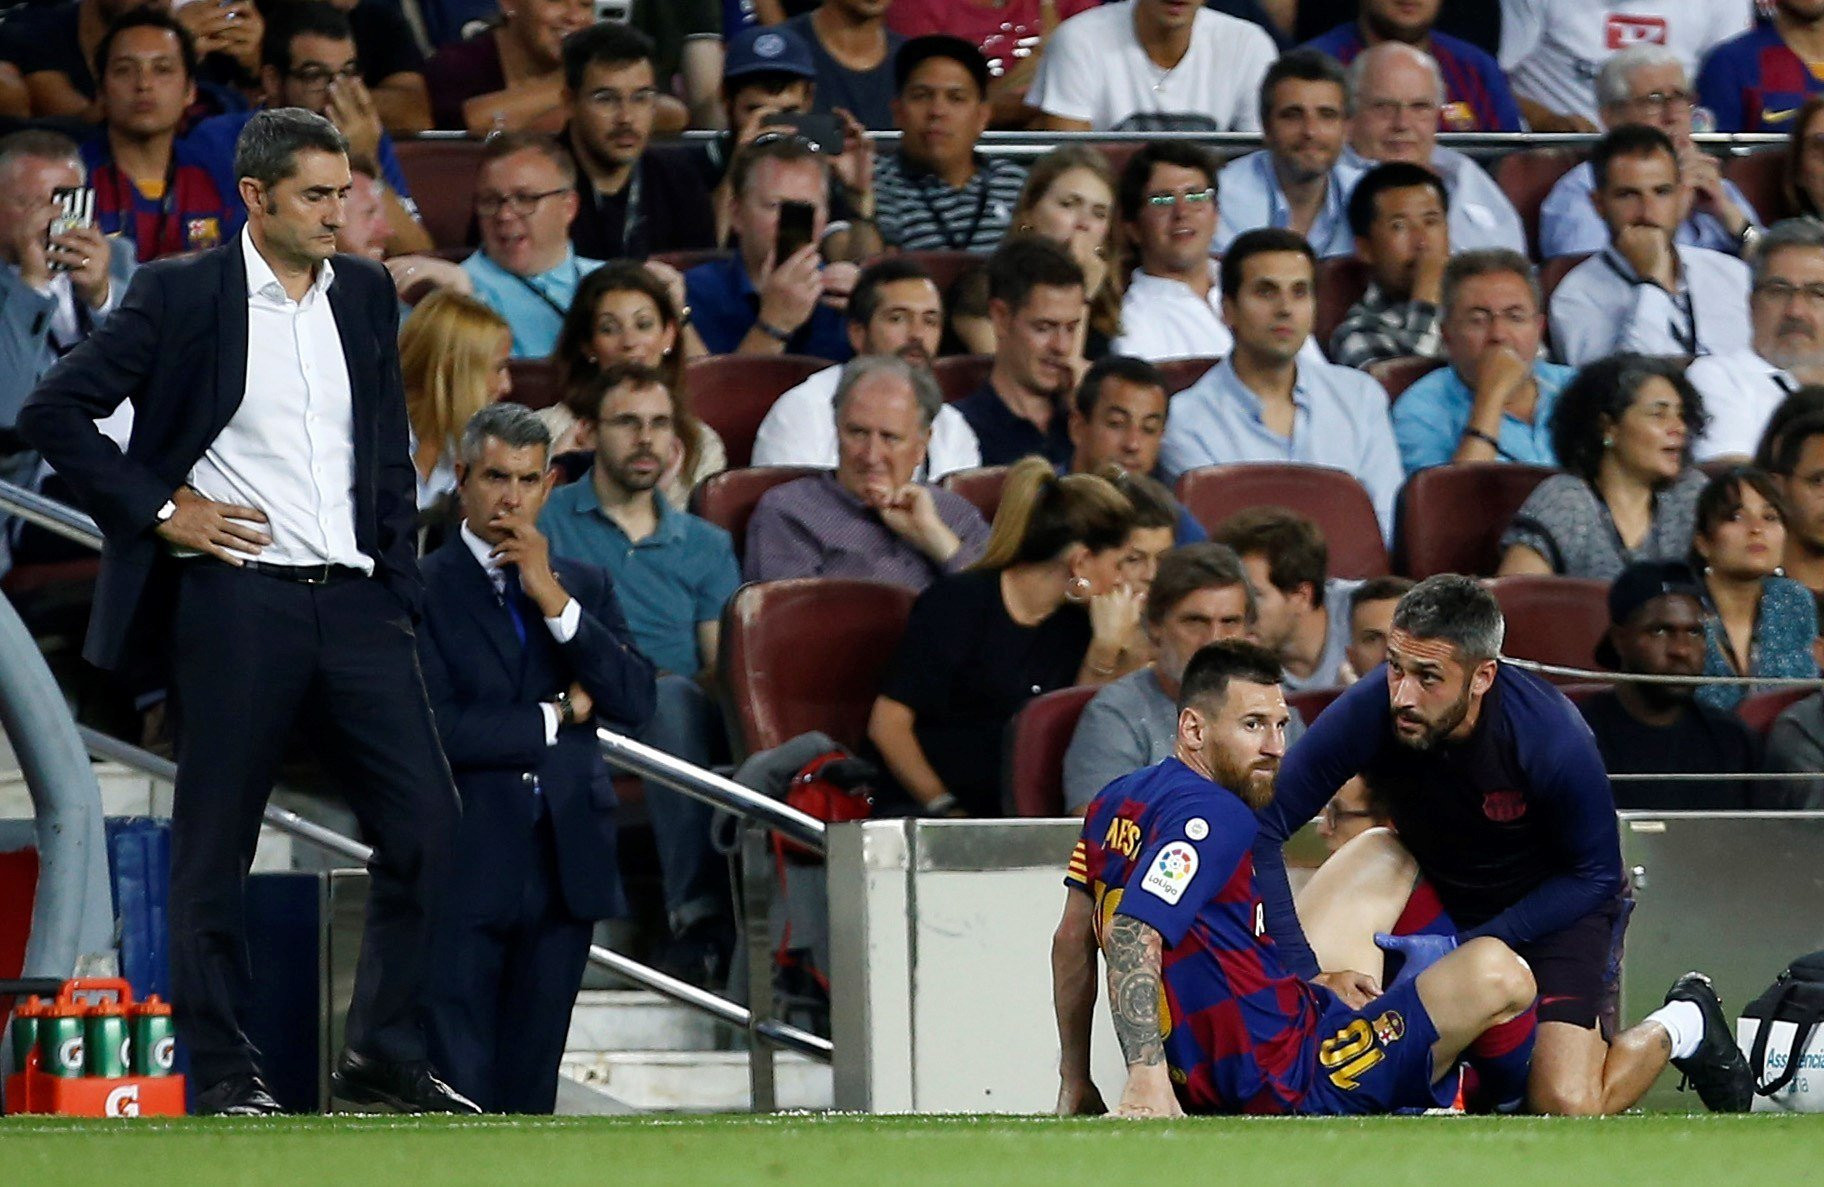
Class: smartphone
46,186,94,273
772,111,842,156
775,199,816,265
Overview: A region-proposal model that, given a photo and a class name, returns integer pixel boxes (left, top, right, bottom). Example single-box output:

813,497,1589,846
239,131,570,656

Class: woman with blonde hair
547,261,723,506
868,456,1141,817
399,289,513,511
948,145,1122,356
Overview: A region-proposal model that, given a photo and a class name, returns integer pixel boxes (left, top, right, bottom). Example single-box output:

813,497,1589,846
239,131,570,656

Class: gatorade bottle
85,1001,130,1079
9,996,44,1069
39,1002,86,1079
129,996,176,1077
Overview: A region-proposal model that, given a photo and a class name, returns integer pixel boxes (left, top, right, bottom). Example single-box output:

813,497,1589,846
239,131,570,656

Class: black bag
1741,950,1824,1100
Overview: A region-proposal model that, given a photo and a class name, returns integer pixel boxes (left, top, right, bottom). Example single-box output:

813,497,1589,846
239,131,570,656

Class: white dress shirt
1548,244,1753,367
1687,347,1797,461
1111,261,1325,365
748,365,983,477
189,231,369,570
459,519,580,745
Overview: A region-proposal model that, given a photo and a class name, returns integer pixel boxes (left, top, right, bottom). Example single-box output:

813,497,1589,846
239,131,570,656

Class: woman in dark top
1498,354,1708,581
1691,467,1820,710
868,456,1140,816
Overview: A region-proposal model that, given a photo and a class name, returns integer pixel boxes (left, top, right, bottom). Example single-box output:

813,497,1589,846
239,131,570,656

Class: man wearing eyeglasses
1342,42,1524,256
188,2,430,256
1109,141,1243,362
559,22,714,262
1539,45,1759,261
1391,249,1572,474
462,132,604,358
1688,219,1824,461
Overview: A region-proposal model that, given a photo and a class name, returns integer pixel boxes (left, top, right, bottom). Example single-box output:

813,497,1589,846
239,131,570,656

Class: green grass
1,1113,1819,1186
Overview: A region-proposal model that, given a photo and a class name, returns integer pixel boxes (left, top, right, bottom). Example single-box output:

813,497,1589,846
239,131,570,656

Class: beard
1211,748,1278,811
603,449,663,493
1391,680,1473,751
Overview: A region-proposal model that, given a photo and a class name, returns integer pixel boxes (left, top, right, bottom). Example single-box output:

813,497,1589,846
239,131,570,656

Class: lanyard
911,159,991,252
1601,249,1698,356
511,258,583,321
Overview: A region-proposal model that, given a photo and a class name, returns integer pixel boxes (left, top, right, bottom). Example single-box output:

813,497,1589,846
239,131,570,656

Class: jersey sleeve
1252,675,1393,978
1116,790,1254,948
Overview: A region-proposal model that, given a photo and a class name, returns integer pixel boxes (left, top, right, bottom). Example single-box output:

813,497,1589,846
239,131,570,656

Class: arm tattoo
1105,915,1166,1069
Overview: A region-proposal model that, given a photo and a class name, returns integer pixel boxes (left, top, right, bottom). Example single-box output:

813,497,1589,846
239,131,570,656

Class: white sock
1645,999,1705,1060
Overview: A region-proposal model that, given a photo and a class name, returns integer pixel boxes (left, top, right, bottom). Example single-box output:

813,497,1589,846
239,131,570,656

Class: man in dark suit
18,108,472,1116
417,403,656,1114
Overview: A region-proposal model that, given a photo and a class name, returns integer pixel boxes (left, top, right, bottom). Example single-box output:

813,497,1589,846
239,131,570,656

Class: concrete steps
561,990,832,1113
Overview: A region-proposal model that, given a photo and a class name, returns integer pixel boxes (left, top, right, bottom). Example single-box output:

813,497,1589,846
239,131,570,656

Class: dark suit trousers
424,804,592,1114
167,563,459,1089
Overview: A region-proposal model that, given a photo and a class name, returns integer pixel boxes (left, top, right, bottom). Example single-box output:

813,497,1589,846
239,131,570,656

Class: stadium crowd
7,0,1824,1118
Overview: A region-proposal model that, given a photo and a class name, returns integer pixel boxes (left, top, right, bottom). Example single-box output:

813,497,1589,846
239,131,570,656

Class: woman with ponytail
867,456,1141,817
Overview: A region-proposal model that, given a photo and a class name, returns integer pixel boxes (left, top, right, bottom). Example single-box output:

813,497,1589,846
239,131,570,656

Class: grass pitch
1,1112,1817,1186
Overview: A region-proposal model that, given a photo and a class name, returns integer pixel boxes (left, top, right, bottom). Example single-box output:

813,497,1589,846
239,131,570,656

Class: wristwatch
554,690,575,726
156,500,177,524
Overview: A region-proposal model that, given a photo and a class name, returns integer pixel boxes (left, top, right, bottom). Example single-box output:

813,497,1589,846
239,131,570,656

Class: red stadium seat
900,249,981,297
1396,462,1556,578
1156,356,1220,394
1314,257,1371,358
940,465,1011,524
1488,575,1610,675
393,136,485,250
1286,686,1344,726
689,465,822,563
1724,149,1795,226
933,353,993,403
721,578,915,756
1367,355,1445,404
684,354,832,468
1493,148,1582,260
1175,463,1390,579
1736,687,1812,738
1005,685,1098,817
1096,142,1142,184
503,358,562,411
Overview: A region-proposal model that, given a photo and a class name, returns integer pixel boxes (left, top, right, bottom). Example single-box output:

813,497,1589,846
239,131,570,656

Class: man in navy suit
18,108,471,1116
416,403,656,1114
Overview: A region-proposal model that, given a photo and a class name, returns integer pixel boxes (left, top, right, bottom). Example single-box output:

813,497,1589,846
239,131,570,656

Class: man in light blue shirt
1539,46,1758,260
461,133,605,358
1159,228,1402,540
1343,42,1525,255
1393,248,1573,474
1215,50,1360,259
539,362,741,985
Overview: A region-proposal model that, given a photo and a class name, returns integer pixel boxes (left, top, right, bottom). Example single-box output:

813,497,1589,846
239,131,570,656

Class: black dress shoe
331,1049,481,1115
195,1072,284,1117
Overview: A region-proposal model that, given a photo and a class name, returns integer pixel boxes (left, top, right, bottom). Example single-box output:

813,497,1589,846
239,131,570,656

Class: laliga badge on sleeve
1142,841,1199,904
1185,818,1209,841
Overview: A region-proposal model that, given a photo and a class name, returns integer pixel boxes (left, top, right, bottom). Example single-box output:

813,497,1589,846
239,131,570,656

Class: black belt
234,559,367,585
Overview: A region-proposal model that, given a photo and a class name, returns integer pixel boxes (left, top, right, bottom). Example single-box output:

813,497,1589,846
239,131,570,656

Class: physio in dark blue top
1253,575,1624,988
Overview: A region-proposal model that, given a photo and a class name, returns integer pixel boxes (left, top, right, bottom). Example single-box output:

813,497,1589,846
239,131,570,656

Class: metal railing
0,479,832,1079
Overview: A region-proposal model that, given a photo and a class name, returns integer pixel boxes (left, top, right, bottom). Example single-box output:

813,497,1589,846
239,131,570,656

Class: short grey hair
234,107,349,189
1442,248,1542,316
460,402,552,467
0,129,83,186
1390,574,1506,664
1346,41,1445,108
831,354,943,431
1595,44,1685,112
1752,217,1824,283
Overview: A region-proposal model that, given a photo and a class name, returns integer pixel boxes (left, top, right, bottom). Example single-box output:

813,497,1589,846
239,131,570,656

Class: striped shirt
872,152,1026,253
1328,284,1445,372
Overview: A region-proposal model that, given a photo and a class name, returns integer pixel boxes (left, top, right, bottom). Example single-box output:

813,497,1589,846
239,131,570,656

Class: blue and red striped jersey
1067,757,1328,1113
1302,25,1524,133
1697,23,1824,133
80,136,230,263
